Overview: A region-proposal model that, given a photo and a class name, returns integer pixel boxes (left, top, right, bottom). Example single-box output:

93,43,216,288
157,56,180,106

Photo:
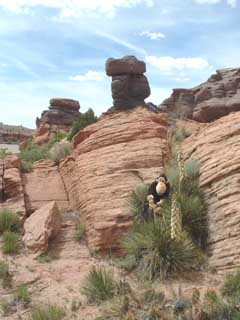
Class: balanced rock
160,68,240,122
106,56,151,111
60,107,168,252
33,98,80,144
23,201,61,255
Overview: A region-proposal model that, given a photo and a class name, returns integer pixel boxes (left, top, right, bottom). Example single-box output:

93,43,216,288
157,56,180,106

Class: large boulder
160,68,240,122
60,107,168,252
22,160,69,215
106,56,151,111
23,201,61,255
182,112,240,273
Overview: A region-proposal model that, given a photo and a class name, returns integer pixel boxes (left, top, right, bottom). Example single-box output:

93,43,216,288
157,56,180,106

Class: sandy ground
0,144,19,154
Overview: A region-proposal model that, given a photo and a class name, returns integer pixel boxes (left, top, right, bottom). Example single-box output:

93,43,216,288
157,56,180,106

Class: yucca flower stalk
177,151,185,191
171,193,182,240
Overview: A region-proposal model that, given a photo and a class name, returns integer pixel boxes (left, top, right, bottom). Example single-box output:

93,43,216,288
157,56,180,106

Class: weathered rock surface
23,201,61,255
33,98,80,144
60,107,168,252
23,160,69,215
182,112,240,272
160,68,240,122
106,56,151,111
0,155,25,221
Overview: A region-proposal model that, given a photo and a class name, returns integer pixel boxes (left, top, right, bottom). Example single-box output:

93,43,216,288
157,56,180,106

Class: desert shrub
0,148,11,160
36,253,52,263
127,183,148,222
0,261,12,288
30,304,65,320
49,142,71,165
221,269,240,304
2,231,19,254
81,266,116,303
74,222,86,242
20,143,49,172
123,219,198,280
47,132,68,148
0,209,20,234
14,284,31,307
68,108,98,141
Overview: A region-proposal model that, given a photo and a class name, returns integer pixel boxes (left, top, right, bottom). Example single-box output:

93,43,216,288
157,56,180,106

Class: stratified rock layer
0,155,25,221
160,68,240,122
60,107,168,252
106,56,151,111
182,112,240,272
33,98,80,144
23,160,69,215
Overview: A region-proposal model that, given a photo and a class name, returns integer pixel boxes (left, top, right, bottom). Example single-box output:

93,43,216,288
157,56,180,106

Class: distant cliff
0,122,34,143
159,68,240,122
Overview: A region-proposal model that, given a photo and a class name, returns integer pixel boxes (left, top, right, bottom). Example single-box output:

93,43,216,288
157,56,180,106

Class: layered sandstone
182,112,240,272
33,98,80,144
160,67,240,122
106,56,151,112
23,160,69,215
0,155,25,221
60,107,168,252
0,123,34,144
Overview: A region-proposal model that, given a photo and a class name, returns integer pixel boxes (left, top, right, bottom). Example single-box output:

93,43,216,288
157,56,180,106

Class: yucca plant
127,184,148,222
0,209,20,234
30,304,65,320
81,266,116,303
123,219,198,280
2,231,19,254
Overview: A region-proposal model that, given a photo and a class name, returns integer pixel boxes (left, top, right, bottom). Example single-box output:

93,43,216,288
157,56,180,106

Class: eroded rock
23,201,61,255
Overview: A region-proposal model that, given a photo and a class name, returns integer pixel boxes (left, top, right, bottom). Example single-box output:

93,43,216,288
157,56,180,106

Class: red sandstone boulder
23,201,61,255
60,107,168,252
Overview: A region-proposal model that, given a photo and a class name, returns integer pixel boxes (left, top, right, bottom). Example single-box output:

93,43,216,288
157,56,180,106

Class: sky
0,0,239,128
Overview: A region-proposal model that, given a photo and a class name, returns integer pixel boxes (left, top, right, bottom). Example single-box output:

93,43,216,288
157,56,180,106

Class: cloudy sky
0,0,239,128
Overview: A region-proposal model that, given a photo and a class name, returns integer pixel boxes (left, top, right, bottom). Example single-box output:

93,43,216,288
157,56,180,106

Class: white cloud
0,0,154,17
69,71,104,81
194,0,237,7
139,31,165,40
96,30,147,55
145,55,210,74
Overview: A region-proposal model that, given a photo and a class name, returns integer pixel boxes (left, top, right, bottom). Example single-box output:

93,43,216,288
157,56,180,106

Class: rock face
33,98,80,144
0,123,33,144
182,112,240,272
0,155,25,221
106,56,151,111
23,201,61,255
60,107,168,252
160,68,240,122
23,160,69,215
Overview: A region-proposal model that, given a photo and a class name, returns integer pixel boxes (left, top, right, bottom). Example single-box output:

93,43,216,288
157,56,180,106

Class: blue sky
0,0,239,128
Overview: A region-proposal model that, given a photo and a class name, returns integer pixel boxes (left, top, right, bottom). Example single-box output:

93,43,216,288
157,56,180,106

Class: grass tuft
2,231,19,254
0,209,20,234
30,304,65,320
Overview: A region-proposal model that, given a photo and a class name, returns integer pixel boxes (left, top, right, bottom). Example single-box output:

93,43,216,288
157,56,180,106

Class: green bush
123,219,198,280
68,108,98,141
0,209,20,234
74,223,86,242
0,261,12,288
2,231,19,254
0,148,11,160
127,184,148,223
49,142,71,165
47,132,68,149
221,269,240,304
81,266,116,303
14,284,31,307
30,304,65,320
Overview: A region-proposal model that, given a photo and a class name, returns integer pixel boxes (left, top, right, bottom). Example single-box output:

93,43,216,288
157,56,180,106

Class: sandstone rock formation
182,112,240,272
0,123,34,144
160,68,240,122
33,98,80,144
106,56,151,112
60,107,168,252
23,201,61,255
22,160,69,215
0,155,25,221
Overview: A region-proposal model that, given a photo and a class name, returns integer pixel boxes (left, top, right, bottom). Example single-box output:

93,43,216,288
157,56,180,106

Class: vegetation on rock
2,231,19,254
0,209,20,234
30,304,65,320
